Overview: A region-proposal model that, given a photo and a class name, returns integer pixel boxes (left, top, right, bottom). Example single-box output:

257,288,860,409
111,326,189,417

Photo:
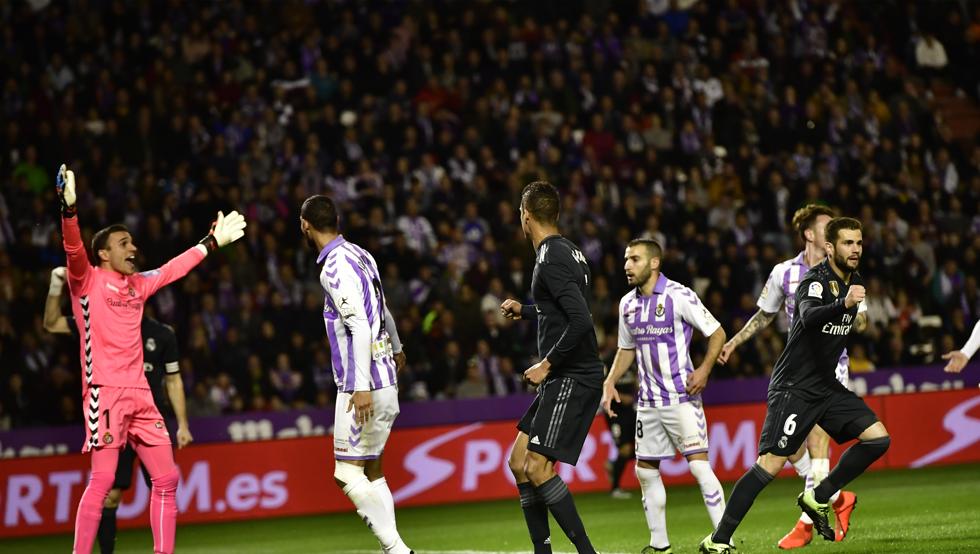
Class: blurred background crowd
2,0,979,429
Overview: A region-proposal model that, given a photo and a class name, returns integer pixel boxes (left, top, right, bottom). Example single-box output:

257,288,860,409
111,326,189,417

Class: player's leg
509,427,552,554
668,400,726,530
705,391,815,550
75,385,124,554
74,448,122,554
98,445,137,554
807,425,840,502
333,387,410,553
524,377,598,554
811,394,889,506
634,406,673,551
362,387,411,554
608,401,635,498
778,442,814,549
129,389,182,554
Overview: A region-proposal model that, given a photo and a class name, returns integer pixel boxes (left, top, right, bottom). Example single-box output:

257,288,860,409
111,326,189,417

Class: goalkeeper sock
537,475,596,554
519,481,553,553
98,506,117,554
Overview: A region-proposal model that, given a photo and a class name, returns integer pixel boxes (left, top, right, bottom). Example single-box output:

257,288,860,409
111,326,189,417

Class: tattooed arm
717,309,777,364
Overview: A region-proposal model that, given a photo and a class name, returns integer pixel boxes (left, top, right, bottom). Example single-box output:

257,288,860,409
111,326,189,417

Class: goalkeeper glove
198,210,247,253
55,164,76,216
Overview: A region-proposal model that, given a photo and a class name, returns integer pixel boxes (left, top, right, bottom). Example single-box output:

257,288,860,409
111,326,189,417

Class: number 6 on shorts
783,413,797,435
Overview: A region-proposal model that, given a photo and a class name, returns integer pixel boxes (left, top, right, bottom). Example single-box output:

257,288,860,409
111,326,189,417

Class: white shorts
334,385,400,461
635,400,709,461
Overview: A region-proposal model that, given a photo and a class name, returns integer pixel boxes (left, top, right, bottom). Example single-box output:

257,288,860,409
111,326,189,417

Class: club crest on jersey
129,287,135,297
103,432,113,445
807,282,823,298
155,421,164,429
146,337,156,352
656,304,665,317
829,281,839,297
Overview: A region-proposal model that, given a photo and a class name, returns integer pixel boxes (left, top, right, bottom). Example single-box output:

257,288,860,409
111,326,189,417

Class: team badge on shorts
778,435,788,448
103,432,114,444
656,304,665,317
829,281,839,297
155,421,164,429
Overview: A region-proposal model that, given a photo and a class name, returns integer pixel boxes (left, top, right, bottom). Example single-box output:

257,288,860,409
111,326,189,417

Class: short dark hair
825,217,862,244
627,238,663,259
91,224,130,260
301,195,339,232
792,203,836,241
520,181,559,225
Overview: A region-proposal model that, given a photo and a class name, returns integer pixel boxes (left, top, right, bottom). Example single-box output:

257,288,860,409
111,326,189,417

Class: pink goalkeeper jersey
63,216,205,389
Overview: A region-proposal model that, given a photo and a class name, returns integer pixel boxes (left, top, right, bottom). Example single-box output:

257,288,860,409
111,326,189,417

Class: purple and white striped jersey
618,273,721,408
317,235,399,393
757,252,865,381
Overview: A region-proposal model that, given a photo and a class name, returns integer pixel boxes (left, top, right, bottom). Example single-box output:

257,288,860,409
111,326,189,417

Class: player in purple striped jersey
601,239,727,554
717,204,864,548
300,195,412,554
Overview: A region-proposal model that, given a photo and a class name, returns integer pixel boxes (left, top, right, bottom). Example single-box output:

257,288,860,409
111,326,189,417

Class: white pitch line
342,551,634,554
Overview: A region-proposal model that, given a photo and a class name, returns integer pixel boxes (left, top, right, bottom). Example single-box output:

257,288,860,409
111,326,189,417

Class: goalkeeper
56,163,246,554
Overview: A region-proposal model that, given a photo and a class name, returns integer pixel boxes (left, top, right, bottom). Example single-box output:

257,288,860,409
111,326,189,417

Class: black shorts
605,402,636,448
517,377,601,465
759,388,879,457
113,418,177,490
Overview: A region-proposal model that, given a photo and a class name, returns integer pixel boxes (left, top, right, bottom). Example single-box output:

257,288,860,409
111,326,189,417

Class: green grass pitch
5,464,979,553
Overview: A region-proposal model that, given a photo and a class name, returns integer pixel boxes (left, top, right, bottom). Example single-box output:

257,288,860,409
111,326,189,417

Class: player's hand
348,390,374,425
844,285,866,309
394,351,407,373
942,351,968,373
523,359,551,386
500,299,523,320
49,266,67,296
211,210,247,246
717,340,736,365
601,382,620,417
176,426,193,449
686,367,709,396
56,163,77,212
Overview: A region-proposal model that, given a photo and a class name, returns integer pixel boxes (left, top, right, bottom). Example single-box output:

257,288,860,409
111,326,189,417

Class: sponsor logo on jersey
807,282,823,298
829,281,839,297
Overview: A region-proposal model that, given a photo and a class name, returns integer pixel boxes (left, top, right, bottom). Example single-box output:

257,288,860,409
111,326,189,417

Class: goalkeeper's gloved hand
198,210,247,253
55,164,76,216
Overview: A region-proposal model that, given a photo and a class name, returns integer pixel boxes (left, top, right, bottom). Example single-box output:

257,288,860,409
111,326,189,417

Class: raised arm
138,210,247,297
44,267,72,334
797,280,863,329
56,165,93,293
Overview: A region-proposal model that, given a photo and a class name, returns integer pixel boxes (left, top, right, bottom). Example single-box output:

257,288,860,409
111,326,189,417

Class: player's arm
139,211,247,297
384,305,406,371
943,320,980,373
854,301,868,333
56,164,93,293
539,260,594,372
500,298,536,320
161,326,193,447
329,265,374,423
44,267,72,334
797,278,862,328
679,291,726,395
603,296,638,415
719,266,783,364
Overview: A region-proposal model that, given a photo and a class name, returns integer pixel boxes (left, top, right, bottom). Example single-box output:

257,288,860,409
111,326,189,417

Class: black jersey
769,260,863,400
67,316,179,415
520,235,604,388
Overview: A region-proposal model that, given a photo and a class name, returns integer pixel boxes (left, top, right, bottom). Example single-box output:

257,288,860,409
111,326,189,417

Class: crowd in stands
2,0,979,429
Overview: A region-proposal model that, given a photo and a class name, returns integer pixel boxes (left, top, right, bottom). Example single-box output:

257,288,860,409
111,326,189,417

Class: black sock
814,436,890,503
537,475,596,554
712,464,774,545
611,455,628,490
98,506,117,554
518,481,552,554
